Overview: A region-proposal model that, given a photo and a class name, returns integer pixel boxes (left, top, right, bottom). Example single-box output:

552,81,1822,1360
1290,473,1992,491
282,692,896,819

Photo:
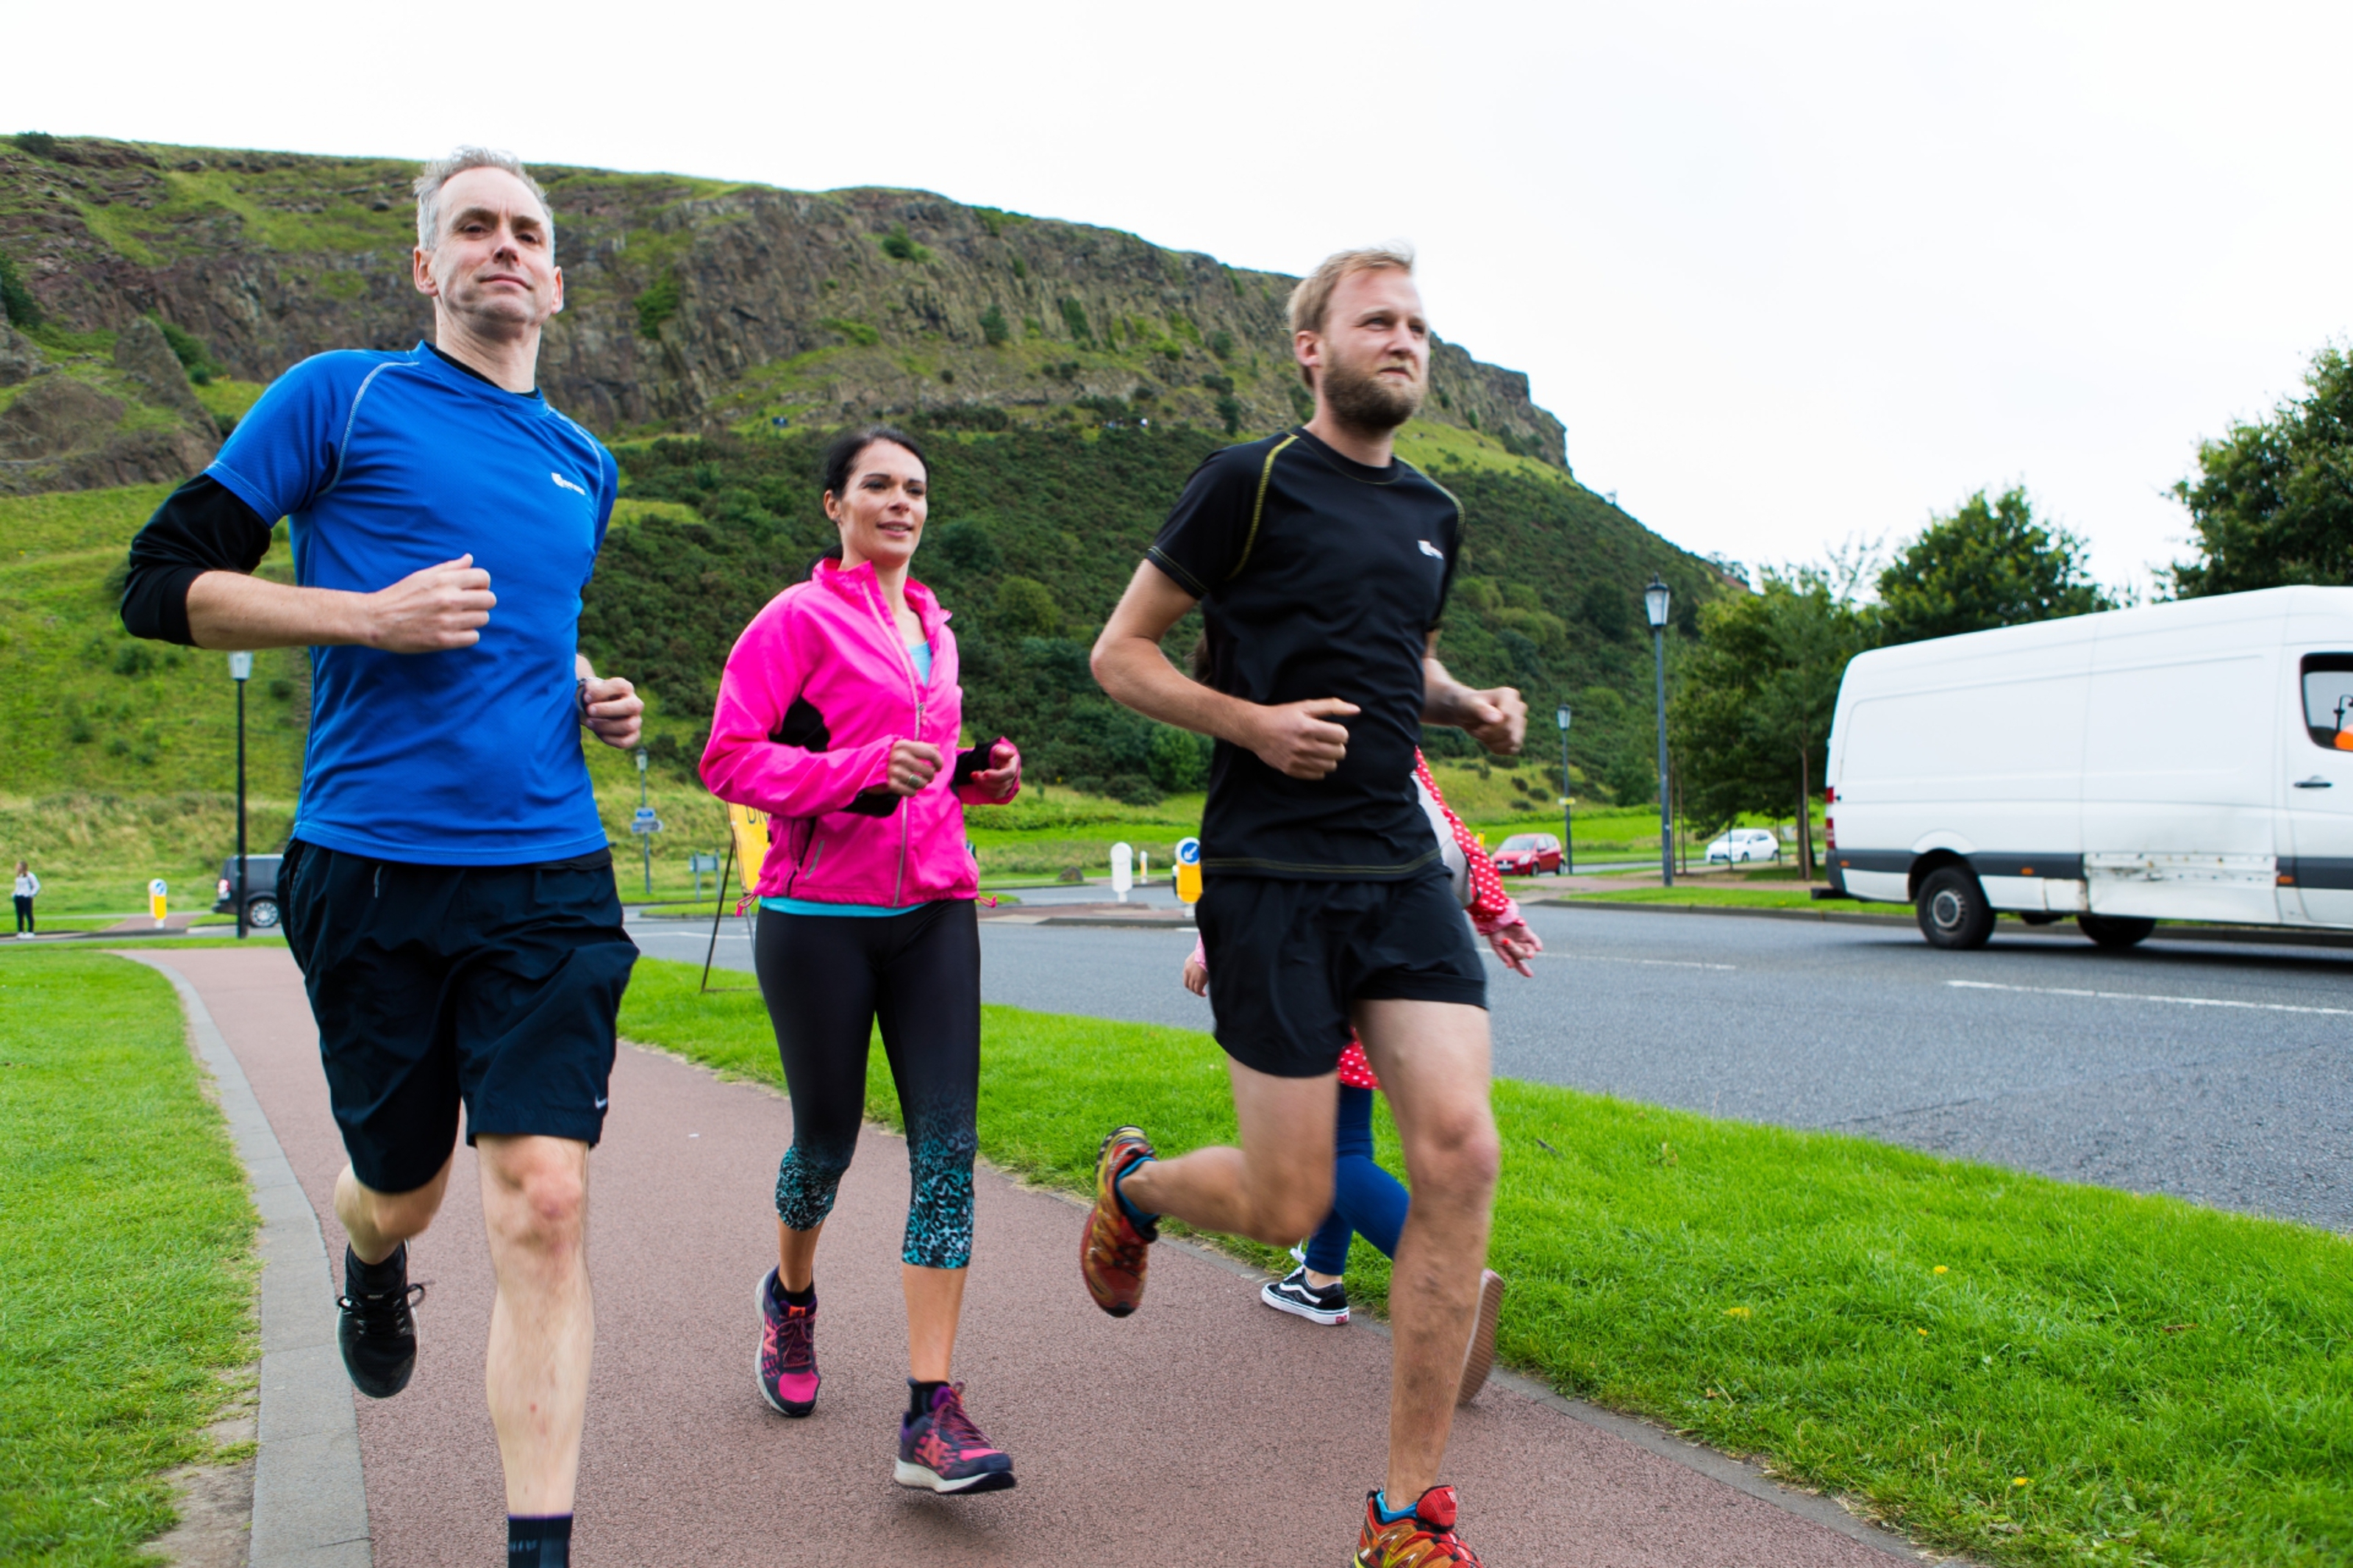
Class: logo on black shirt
1418,540,1444,562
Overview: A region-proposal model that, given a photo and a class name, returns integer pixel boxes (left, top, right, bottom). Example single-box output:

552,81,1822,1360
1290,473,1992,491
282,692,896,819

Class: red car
1491,833,1563,876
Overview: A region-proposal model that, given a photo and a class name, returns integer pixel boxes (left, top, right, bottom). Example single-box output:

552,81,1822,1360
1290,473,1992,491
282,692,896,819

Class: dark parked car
213,854,285,928
1491,833,1563,876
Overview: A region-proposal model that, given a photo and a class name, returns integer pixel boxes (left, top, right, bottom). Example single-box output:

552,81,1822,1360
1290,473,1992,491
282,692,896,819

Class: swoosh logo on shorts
593,1095,609,1111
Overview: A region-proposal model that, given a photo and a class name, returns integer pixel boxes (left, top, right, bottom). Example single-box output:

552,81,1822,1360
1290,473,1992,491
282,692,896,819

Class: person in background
13,862,38,938
1181,751,1535,1407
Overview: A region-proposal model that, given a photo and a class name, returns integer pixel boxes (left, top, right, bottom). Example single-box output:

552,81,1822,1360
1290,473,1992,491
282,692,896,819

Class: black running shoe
1260,1264,1349,1325
336,1243,423,1399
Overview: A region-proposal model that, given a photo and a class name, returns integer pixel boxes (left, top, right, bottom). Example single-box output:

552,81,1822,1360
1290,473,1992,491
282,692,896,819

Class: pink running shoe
754,1269,820,1417
896,1382,1017,1494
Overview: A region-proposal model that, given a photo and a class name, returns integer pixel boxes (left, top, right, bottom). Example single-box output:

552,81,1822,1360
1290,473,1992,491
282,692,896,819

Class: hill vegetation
0,132,1740,898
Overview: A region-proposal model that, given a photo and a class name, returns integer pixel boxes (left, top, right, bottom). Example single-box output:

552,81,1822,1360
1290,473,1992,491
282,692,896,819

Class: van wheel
245,896,280,929
1916,867,1994,950
2078,914,2154,949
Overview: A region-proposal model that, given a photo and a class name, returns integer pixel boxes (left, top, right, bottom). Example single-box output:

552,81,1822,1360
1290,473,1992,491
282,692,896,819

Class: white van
1822,585,2353,948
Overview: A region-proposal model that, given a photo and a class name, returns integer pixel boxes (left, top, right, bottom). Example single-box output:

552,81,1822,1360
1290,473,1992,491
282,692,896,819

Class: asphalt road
626,904,2353,1234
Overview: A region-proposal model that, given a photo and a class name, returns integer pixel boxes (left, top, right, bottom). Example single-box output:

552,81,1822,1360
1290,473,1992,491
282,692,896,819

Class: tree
1668,570,1877,878
2168,345,2353,597
1877,487,2110,644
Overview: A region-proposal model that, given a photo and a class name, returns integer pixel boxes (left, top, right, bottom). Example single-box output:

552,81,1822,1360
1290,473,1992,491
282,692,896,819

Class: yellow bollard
1175,837,1202,905
149,878,168,927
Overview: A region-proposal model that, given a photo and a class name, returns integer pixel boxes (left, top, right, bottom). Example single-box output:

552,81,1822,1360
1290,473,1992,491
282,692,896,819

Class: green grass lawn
0,951,258,1565
617,954,2352,1567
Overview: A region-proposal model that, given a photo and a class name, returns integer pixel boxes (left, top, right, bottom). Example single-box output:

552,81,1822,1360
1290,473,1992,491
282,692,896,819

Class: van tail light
1822,787,1835,851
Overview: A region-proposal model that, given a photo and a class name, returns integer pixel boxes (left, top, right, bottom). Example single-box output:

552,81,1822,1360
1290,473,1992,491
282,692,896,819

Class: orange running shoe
1080,1125,1157,1317
1357,1486,1484,1567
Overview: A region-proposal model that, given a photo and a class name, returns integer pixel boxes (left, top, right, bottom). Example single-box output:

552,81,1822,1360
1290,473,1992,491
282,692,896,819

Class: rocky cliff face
0,135,1568,484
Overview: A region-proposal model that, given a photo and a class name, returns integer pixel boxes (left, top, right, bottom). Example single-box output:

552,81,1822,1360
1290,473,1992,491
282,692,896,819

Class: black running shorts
280,838,638,1194
1196,870,1487,1079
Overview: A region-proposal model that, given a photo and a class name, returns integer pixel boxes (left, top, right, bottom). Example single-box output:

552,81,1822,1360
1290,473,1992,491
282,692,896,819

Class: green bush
635,273,682,339
994,576,1061,637
1210,329,1235,360
156,320,222,384
979,304,1010,347
880,226,932,263
1011,257,1028,281
0,251,40,330
1146,723,1210,792
1215,394,1243,437
820,316,881,347
10,131,58,160
1058,298,1093,346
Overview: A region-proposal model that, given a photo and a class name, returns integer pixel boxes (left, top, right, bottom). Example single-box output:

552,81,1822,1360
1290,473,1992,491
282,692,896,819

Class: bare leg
477,1134,594,1517
1117,1062,1338,1247
776,1219,825,1292
334,1153,454,1266
1353,1000,1500,1506
903,1264,968,1381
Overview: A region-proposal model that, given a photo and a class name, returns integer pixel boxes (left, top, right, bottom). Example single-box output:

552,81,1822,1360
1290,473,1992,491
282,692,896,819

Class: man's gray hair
413,147,554,252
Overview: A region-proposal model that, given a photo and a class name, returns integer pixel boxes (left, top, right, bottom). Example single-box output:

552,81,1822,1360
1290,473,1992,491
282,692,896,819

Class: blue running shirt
207,343,619,865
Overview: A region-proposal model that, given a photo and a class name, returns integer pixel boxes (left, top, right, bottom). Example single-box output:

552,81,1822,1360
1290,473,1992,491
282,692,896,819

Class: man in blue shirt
122,148,640,1568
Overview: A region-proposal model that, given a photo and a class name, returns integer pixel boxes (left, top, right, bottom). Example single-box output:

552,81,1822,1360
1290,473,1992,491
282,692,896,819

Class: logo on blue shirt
551,470,588,496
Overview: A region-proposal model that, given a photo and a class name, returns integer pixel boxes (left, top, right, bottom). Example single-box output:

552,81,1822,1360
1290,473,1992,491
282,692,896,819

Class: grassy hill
0,132,1733,903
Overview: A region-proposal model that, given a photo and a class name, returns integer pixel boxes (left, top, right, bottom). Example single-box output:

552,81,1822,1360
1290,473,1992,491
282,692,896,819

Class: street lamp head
1643,576,1671,630
1555,704,1571,731
227,651,253,682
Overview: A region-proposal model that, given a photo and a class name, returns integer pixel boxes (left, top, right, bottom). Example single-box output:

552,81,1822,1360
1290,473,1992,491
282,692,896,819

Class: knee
1407,1109,1502,1201
490,1158,587,1253
1247,1176,1334,1247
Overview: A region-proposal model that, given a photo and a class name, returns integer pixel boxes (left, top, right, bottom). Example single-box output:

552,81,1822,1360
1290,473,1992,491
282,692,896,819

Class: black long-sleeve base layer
119,474,275,645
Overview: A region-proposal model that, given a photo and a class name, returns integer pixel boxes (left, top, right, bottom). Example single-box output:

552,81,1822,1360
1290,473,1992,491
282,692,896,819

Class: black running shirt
1147,427,1460,880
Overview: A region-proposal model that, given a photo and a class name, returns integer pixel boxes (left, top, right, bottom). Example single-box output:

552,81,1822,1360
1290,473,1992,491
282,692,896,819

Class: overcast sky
18,0,2349,596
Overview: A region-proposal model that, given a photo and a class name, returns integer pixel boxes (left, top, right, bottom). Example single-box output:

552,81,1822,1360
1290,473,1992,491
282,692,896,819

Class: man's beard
1320,354,1425,434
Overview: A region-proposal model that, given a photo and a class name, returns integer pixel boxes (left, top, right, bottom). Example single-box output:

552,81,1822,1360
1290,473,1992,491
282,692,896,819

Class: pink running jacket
701,558,1018,906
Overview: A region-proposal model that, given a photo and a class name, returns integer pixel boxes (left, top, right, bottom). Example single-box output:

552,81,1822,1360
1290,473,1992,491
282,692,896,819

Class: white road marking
1538,954,1738,972
1947,980,2353,1017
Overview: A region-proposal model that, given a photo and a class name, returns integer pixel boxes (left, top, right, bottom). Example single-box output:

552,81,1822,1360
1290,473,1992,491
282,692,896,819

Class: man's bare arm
185,554,497,653
1090,560,1360,781
1423,633,1527,755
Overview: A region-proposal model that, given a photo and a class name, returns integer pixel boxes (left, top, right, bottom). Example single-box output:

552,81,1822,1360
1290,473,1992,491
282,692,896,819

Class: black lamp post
229,651,252,939
1554,704,1574,875
1644,576,1673,888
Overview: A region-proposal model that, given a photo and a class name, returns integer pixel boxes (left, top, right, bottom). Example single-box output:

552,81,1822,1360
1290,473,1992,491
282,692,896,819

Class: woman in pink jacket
701,425,1024,1496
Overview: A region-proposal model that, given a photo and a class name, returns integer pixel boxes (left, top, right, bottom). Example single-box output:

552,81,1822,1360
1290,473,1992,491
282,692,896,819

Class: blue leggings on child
1303,1084,1410,1276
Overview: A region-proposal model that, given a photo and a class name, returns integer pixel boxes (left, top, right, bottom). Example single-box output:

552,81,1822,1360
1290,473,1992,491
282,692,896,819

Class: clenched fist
1248,698,1360,780
364,555,496,652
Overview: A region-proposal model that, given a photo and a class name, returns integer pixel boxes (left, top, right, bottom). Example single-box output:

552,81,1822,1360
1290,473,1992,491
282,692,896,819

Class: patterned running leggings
753,899,979,1270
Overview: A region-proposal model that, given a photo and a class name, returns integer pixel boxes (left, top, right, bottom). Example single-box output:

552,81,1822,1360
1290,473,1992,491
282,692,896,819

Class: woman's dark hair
813,424,927,568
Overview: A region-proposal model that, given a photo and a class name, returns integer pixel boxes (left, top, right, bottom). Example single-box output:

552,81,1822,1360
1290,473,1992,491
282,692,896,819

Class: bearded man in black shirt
1085,247,1526,1566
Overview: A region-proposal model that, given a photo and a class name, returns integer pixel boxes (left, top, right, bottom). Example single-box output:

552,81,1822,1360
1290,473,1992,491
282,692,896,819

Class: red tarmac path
157,947,1920,1567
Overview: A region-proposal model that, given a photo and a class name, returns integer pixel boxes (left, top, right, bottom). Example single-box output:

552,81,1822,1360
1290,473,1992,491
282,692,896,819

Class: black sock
507,1514,571,1567
346,1242,407,1295
908,1378,949,1420
770,1275,815,1310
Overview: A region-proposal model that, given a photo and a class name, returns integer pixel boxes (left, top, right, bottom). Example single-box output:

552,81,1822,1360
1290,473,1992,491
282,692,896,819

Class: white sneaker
1457,1270,1507,1405
1260,1266,1349,1325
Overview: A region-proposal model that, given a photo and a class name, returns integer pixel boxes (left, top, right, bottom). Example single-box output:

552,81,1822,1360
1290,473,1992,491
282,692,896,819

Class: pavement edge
134,956,374,1568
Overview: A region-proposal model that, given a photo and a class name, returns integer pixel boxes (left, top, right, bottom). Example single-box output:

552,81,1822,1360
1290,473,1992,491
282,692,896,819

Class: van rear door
2285,653,2353,927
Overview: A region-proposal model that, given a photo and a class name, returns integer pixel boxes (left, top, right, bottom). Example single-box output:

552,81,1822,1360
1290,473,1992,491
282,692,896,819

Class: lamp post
228,651,252,939
636,746,653,897
1643,576,1673,888
1554,704,1574,875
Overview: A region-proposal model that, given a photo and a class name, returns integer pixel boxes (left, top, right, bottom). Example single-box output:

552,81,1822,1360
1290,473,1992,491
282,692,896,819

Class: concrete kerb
127,955,374,1568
